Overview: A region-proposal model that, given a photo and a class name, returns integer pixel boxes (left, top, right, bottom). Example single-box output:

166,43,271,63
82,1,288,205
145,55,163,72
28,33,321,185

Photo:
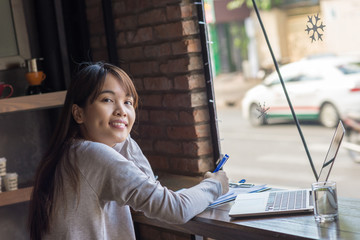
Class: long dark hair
28,62,138,240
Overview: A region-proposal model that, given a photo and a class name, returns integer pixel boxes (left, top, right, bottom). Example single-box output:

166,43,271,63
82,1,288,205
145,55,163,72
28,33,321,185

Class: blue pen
213,154,229,173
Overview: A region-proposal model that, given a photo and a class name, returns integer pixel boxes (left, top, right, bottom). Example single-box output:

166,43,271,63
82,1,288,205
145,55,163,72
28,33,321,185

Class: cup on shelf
25,71,46,86
312,181,338,222
0,157,6,177
3,173,18,191
0,82,13,99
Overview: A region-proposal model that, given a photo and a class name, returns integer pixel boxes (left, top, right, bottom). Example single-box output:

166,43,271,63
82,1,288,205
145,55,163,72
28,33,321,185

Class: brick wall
85,0,216,176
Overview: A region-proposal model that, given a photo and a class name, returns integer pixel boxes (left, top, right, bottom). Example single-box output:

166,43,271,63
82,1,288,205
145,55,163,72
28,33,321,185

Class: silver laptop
229,121,345,218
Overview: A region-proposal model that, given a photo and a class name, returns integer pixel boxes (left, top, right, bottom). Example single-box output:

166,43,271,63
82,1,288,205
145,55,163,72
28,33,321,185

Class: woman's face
72,73,136,147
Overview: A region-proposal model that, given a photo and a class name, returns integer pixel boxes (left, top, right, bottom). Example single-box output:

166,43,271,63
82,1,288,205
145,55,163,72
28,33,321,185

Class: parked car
242,56,360,127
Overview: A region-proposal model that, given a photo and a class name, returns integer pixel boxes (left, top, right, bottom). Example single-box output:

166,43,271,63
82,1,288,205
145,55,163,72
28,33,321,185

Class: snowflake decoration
305,13,326,43
256,102,270,123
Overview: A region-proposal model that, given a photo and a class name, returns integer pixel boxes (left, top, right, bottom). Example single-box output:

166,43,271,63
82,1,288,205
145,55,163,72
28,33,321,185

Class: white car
242,56,360,128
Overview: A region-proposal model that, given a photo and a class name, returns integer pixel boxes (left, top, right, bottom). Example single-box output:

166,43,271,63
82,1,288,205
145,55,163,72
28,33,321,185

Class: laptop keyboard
266,190,312,211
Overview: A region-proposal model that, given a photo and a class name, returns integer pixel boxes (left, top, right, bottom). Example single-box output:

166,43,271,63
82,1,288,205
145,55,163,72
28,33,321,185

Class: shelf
0,91,66,114
0,187,33,207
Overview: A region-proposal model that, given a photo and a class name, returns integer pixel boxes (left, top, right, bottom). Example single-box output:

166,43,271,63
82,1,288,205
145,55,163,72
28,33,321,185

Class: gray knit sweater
43,137,222,239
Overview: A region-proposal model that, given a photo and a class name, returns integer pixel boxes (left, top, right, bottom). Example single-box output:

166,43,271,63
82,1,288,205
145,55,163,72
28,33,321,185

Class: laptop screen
317,121,345,182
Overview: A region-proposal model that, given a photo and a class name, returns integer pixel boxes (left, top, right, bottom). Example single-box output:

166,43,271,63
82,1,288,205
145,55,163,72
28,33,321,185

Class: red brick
144,43,171,58
92,50,108,62
189,74,206,89
116,32,127,46
139,94,163,107
178,110,194,124
147,155,169,170
172,39,202,55
167,126,196,139
131,27,153,43
163,93,191,108
135,138,153,152
125,0,154,12
182,140,213,156
193,108,210,122
137,109,149,121
132,77,144,91
194,124,211,138
154,22,182,39
144,77,172,91
179,108,210,124
114,15,137,31
130,61,159,75
186,39,202,53
119,63,130,74
149,110,179,123
191,92,208,107
168,157,213,174
167,124,211,140
174,74,206,90
119,46,144,61
168,157,198,172
152,0,182,7
189,55,203,71
112,1,127,17
197,157,214,173
180,4,196,19
139,9,166,26
139,125,167,138
160,58,189,74
154,140,182,154
182,20,199,36
166,5,181,21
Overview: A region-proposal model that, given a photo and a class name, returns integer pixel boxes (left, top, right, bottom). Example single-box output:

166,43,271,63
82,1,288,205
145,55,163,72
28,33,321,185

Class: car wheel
319,103,339,128
249,103,267,126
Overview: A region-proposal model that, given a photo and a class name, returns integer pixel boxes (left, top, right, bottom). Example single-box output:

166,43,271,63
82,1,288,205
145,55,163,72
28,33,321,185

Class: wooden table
133,174,360,240
133,198,360,240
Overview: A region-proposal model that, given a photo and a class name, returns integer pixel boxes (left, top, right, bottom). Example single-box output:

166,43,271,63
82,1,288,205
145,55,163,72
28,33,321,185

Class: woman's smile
110,119,128,129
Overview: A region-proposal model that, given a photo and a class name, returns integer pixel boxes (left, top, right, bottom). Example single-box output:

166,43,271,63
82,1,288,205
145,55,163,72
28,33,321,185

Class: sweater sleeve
75,141,222,224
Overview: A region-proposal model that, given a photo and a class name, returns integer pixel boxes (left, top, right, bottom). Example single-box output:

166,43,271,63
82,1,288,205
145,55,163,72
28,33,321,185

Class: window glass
337,63,360,75
0,0,18,57
206,0,360,199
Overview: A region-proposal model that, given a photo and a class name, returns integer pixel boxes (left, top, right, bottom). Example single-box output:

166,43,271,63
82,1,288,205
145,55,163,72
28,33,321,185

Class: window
206,0,360,199
0,0,30,70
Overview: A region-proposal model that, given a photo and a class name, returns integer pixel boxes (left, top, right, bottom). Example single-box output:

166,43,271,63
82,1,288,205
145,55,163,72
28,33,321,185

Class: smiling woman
27,62,229,240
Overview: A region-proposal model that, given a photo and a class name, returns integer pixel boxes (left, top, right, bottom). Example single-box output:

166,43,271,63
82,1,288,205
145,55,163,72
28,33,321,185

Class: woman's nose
114,103,126,116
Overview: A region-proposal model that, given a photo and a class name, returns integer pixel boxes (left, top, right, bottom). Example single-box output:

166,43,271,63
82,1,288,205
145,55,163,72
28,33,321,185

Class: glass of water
312,181,338,222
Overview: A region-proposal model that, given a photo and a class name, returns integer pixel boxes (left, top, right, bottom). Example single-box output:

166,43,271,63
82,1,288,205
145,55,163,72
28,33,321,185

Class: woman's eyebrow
99,90,115,95
99,90,133,98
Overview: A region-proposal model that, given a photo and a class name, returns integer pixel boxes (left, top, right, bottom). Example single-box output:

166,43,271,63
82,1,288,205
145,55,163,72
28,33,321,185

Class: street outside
213,72,360,199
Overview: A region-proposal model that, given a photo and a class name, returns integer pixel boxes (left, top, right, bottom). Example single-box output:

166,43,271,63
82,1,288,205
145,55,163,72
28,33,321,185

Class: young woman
28,62,228,240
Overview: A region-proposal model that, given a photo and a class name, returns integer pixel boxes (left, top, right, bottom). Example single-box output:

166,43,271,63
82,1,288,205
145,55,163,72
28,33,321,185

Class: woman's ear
72,104,84,124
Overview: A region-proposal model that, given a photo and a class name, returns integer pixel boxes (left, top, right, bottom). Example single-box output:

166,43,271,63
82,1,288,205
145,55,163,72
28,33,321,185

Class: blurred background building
205,0,360,79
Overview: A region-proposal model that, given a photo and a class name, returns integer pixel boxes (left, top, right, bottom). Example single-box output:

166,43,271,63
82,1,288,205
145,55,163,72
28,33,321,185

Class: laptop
229,121,345,218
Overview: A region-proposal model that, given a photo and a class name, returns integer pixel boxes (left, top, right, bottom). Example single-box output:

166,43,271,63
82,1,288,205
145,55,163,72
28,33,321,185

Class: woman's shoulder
71,140,124,164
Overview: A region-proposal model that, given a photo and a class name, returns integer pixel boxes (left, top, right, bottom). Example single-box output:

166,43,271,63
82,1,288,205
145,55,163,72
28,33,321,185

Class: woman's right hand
204,170,229,195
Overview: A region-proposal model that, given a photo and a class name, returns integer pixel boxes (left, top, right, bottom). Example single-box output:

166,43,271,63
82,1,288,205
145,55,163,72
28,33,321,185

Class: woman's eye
103,98,113,103
125,100,133,106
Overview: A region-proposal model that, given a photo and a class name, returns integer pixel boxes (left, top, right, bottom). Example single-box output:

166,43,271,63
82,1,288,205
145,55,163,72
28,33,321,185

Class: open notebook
229,121,345,218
